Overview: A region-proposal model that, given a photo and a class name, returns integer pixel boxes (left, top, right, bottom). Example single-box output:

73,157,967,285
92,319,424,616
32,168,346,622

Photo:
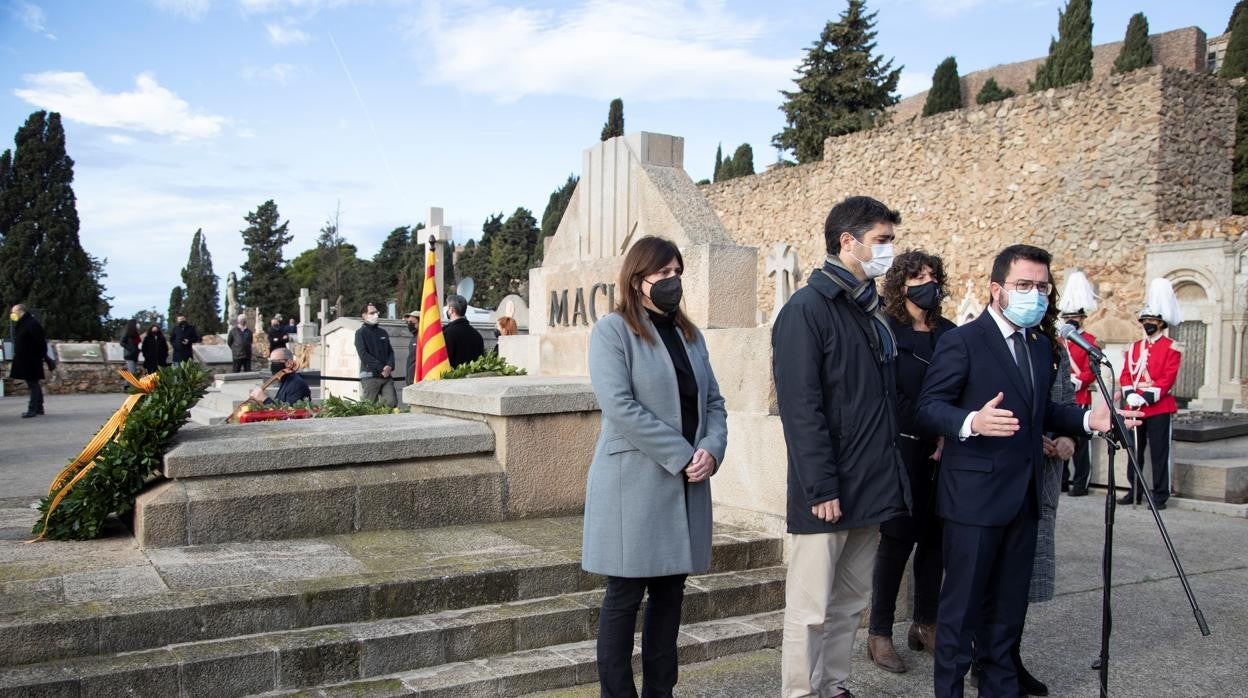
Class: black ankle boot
1013,650,1049,696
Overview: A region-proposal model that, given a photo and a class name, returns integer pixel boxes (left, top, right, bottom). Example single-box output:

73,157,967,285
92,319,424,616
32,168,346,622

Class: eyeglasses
1002,280,1052,294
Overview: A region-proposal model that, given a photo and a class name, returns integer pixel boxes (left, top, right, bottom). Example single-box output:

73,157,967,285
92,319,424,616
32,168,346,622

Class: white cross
765,243,802,322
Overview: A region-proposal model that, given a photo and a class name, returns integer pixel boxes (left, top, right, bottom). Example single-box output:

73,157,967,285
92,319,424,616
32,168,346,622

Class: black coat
443,317,484,368
227,326,253,359
771,270,910,534
916,310,1085,527
171,322,200,362
354,323,395,376
141,333,169,370
881,315,956,541
10,313,47,381
122,332,141,361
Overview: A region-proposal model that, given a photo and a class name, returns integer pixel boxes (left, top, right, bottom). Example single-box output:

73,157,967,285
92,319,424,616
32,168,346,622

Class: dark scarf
822,255,897,363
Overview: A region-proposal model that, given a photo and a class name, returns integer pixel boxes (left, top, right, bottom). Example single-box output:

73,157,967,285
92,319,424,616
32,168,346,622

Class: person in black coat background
170,314,200,363
442,294,484,368
9,304,54,418
866,251,956,675
141,324,169,373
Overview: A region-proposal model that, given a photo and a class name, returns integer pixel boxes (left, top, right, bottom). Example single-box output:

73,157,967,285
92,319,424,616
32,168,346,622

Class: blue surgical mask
1002,289,1047,328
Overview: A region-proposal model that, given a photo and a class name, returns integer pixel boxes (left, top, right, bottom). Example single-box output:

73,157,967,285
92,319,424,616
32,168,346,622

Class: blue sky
0,0,1233,317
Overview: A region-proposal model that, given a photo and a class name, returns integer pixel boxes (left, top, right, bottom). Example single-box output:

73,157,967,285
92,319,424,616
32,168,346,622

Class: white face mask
364,313,379,325
850,238,895,279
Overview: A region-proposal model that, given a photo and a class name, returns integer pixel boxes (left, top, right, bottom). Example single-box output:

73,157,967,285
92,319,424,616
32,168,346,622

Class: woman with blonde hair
583,235,728,697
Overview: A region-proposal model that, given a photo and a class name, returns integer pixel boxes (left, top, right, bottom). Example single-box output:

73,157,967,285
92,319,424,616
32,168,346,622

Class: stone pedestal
404,376,601,518
320,317,412,400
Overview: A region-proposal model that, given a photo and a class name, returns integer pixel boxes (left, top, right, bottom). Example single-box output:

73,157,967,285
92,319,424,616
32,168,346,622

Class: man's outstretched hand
970,392,1019,437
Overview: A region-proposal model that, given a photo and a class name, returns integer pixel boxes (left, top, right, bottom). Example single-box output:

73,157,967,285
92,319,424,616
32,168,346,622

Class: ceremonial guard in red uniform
1059,271,1099,496
1118,278,1183,510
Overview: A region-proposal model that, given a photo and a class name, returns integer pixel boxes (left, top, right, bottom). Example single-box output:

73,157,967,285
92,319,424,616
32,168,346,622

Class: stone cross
425,207,454,311
955,279,979,326
296,287,318,343
226,272,238,324
318,298,329,332
765,243,802,322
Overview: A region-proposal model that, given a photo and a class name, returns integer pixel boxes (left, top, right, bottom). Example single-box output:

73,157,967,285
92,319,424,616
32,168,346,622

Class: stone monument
503,132,757,376
764,243,802,323
425,207,453,312
226,272,239,324
296,288,318,343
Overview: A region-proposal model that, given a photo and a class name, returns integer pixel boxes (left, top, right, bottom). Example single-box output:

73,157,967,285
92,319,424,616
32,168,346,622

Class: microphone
1059,323,1105,363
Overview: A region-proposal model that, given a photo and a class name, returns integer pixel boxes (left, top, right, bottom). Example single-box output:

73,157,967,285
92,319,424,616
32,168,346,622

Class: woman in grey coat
583,236,728,698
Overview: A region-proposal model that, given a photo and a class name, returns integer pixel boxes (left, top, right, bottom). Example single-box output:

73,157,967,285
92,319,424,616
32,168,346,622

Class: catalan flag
416,246,451,381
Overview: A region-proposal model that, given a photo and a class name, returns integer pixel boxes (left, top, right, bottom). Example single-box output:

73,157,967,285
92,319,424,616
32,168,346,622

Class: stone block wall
704,66,1236,324
892,26,1207,121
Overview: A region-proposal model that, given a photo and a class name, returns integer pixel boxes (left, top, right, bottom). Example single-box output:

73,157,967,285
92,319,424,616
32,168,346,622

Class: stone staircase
189,372,323,426
0,518,784,697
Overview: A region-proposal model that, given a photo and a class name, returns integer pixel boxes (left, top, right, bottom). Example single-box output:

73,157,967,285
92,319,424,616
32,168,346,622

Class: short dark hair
823,196,901,254
445,294,468,317
990,244,1052,284
361,303,378,316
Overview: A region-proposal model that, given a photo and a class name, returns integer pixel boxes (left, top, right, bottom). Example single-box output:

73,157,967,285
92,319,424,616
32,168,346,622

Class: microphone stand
1088,355,1210,698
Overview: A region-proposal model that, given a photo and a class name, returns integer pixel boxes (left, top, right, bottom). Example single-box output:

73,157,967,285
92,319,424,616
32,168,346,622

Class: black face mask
905,281,941,311
406,322,417,334
646,276,683,314
1142,323,1161,337
271,362,286,375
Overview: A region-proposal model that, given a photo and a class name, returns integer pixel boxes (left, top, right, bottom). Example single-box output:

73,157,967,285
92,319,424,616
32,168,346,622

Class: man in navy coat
917,245,1137,697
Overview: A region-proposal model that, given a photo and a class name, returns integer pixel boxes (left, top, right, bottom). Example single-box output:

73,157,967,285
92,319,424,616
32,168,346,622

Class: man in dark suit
917,245,1138,697
442,294,484,368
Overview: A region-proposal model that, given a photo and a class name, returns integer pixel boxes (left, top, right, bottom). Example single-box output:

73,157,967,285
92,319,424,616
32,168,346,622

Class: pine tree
1112,13,1153,74
773,0,900,163
1223,7,1248,79
488,207,539,308
455,214,504,307
0,111,107,339
1030,0,1093,92
314,213,353,307
923,56,963,116
397,222,427,315
372,225,412,304
713,143,723,182
600,98,624,141
975,78,1016,104
1229,1,1247,34
238,199,294,319
180,229,221,333
168,286,185,324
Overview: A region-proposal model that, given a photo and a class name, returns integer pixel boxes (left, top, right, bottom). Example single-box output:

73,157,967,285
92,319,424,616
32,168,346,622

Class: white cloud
406,0,798,103
241,62,300,83
11,0,55,38
897,70,931,99
151,0,211,20
240,0,354,14
237,127,257,138
266,19,312,45
107,134,136,145
14,71,227,140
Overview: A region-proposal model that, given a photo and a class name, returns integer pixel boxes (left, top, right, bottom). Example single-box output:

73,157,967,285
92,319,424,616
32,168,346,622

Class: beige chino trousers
781,526,879,698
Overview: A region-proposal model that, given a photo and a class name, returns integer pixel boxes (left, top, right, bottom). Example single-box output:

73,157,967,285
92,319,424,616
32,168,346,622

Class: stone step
0,572,785,697
267,611,784,698
135,454,507,547
164,412,493,479
0,518,782,667
189,403,231,426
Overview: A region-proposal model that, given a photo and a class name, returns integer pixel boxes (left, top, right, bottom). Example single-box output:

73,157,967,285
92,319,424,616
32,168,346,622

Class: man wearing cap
404,309,420,386
1119,279,1183,510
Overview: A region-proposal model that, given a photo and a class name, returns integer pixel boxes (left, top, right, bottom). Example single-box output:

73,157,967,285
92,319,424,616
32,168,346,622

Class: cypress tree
713,143,723,182
1223,8,1248,79
730,143,755,178
488,207,539,307
0,111,107,339
180,229,221,333
1229,1,1247,34
238,199,294,319
536,174,577,266
976,78,1016,105
1030,0,1093,91
773,0,900,163
372,225,412,304
453,214,503,306
1112,13,1153,74
923,56,963,116
719,153,735,180
168,286,185,324
397,222,426,315
600,98,624,141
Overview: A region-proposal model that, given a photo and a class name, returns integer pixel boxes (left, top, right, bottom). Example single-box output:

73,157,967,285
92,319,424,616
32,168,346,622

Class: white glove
1126,393,1147,408
1070,376,1083,390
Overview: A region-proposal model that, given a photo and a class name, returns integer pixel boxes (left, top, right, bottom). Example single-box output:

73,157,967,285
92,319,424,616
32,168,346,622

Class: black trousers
26,379,43,412
869,527,942,636
1126,412,1172,505
1063,435,1091,492
934,494,1038,698
231,358,252,373
597,574,686,698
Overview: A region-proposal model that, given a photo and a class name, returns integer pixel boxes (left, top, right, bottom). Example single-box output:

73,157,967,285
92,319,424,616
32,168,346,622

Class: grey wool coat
582,312,728,579
1031,344,1077,603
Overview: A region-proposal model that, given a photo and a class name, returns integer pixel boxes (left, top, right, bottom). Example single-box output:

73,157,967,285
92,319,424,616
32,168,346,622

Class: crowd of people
581,195,1176,698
